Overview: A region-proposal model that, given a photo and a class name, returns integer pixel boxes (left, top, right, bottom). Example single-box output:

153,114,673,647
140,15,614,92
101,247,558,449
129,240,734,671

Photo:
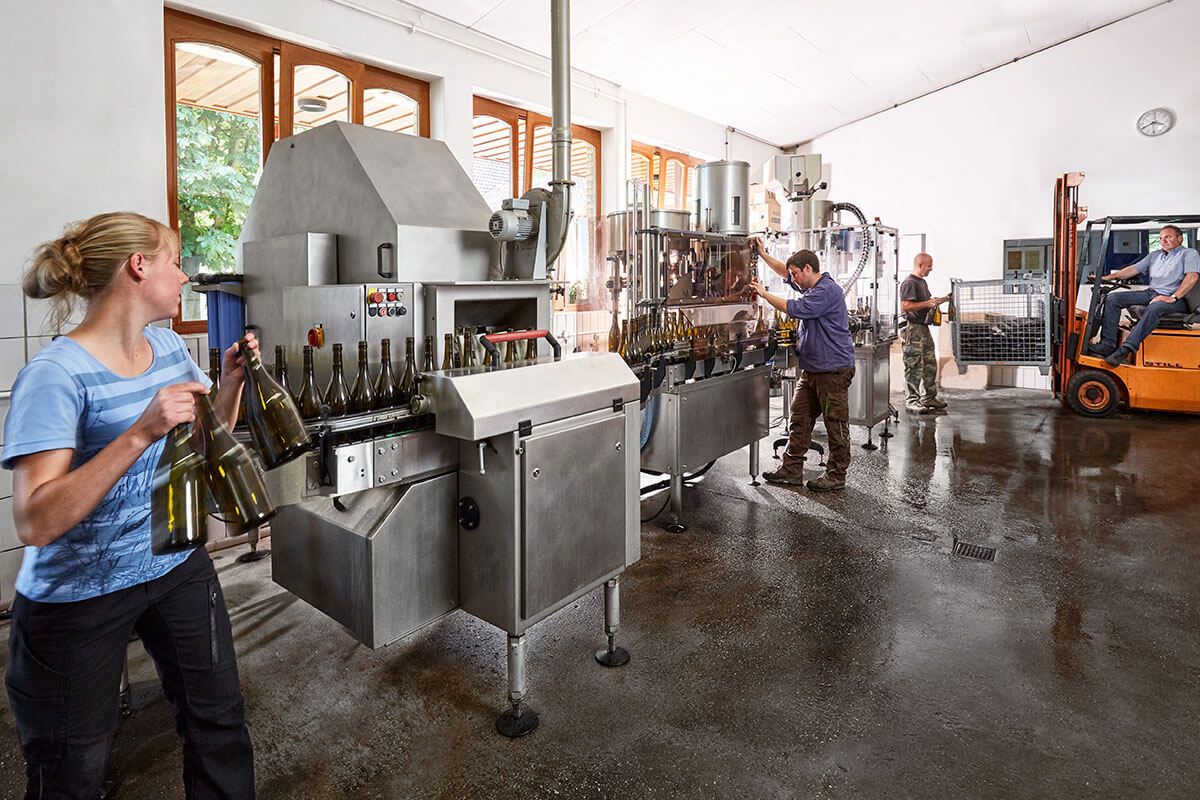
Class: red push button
371,291,384,304
307,327,325,347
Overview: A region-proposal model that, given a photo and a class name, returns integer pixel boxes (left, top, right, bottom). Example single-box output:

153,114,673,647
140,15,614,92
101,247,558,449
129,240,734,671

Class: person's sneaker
1104,346,1132,367
905,401,931,414
923,397,948,409
806,473,845,492
762,467,806,486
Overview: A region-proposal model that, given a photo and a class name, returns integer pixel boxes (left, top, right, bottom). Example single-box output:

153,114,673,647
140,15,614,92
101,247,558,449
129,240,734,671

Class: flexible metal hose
828,202,873,296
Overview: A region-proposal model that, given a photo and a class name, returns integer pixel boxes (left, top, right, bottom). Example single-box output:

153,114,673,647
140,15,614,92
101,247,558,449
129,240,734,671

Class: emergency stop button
307,326,325,347
371,291,384,304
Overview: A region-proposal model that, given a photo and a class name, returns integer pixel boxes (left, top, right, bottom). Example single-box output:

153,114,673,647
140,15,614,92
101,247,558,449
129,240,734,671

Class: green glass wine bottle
398,336,417,404
324,343,350,416
150,423,208,555
208,347,222,389
373,338,398,409
239,339,310,470
349,340,375,413
196,392,276,534
273,344,295,402
297,345,322,419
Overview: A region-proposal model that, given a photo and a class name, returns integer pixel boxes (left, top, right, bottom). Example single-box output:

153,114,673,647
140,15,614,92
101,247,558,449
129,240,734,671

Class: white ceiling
393,0,1166,145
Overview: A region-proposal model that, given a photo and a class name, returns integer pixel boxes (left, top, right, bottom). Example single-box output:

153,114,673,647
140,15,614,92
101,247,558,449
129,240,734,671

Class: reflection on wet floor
1,388,1197,799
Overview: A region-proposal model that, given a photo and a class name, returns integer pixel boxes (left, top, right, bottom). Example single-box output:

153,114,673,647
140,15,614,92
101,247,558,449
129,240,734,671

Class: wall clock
1137,107,1175,137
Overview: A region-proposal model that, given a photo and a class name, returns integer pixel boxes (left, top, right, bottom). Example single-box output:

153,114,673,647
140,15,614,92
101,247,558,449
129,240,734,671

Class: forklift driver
1095,224,1199,366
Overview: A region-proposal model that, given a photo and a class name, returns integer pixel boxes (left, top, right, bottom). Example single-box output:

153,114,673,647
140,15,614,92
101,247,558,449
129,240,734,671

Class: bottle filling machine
605,160,775,533
239,0,637,738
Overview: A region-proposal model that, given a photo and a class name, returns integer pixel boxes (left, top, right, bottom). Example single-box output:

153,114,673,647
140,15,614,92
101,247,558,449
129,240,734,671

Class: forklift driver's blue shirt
785,273,856,373
1132,246,1200,295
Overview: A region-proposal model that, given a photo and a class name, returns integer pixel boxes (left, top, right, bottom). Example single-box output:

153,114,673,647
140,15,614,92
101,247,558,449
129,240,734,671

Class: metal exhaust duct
545,0,573,264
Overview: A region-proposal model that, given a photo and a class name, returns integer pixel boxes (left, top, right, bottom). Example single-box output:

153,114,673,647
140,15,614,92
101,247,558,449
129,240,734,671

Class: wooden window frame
165,11,275,334
165,9,431,335
473,96,603,215
364,66,431,138
631,141,702,210
473,96,524,199
279,43,364,138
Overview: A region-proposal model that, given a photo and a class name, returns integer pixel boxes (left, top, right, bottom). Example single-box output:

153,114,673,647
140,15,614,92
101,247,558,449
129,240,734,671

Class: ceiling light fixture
297,97,328,113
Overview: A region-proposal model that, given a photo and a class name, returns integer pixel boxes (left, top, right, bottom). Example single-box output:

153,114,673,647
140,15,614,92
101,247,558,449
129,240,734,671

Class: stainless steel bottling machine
238,0,638,737
606,160,776,533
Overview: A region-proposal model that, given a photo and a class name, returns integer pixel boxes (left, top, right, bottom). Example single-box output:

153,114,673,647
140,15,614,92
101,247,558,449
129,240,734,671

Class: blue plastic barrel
204,282,245,356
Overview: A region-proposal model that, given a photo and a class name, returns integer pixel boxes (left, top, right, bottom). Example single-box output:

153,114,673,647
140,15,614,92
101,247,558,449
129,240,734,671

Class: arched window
165,10,431,333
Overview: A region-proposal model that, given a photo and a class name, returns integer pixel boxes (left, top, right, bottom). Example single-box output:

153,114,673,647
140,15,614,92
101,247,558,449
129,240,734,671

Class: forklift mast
1051,172,1086,400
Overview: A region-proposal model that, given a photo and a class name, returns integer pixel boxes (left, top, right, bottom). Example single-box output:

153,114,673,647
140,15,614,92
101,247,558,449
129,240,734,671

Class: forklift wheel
1066,370,1121,418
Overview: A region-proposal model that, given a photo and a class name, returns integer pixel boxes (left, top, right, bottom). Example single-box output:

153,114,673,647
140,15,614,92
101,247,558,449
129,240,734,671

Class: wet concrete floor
1,388,1198,799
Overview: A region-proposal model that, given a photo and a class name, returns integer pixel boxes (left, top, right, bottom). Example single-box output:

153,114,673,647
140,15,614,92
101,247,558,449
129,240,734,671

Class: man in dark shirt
749,241,856,492
899,253,951,413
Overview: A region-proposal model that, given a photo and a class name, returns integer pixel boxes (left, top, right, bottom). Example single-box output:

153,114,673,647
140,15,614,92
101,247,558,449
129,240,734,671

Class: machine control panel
367,285,408,318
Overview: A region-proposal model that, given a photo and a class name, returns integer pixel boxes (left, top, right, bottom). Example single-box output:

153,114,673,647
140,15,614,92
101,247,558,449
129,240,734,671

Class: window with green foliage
176,105,262,276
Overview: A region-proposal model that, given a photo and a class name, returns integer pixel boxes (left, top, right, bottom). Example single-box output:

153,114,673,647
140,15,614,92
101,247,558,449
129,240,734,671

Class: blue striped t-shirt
2,326,211,603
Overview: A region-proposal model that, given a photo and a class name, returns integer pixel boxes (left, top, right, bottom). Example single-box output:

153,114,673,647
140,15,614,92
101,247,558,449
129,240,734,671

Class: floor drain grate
952,539,996,562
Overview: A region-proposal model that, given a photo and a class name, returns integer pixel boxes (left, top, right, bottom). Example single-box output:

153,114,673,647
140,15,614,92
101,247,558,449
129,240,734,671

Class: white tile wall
0,285,25,339
25,335,55,362
0,547,23,607
23,296,82,339
0,498,15,551
0,338,26,392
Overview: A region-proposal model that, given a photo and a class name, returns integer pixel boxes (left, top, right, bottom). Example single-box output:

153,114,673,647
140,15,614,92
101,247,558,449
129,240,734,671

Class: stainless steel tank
649,208,690,231
606,209,642,255
694,160,750,235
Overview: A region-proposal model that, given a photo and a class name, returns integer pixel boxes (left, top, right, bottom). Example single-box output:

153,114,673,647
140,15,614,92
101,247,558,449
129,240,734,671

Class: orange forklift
1052,172,1200,417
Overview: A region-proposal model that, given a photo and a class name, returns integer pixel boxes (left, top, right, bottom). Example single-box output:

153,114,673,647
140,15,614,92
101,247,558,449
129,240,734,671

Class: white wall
801,0,1198,288
177,0,780,210
2,0,168,287
1,0,779,289
797,0,1197,389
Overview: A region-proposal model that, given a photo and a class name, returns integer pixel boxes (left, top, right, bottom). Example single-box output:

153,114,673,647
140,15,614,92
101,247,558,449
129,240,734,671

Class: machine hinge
612,399,624,413
518,419,532,438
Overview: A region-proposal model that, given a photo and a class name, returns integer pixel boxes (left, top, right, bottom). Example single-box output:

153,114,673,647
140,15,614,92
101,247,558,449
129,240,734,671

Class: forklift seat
1127,278,1200,328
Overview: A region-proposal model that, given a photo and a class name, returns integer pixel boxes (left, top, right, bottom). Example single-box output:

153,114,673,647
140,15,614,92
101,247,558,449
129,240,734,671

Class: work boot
1104,346,1132,367
923,397,948,410
806,472,845,492
905,401,931,414
762,466,806,486
1093,342,1117,357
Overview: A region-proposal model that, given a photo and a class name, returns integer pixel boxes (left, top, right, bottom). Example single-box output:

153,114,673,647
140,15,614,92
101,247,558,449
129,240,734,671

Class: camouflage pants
782,367,855,479
902,323,938,404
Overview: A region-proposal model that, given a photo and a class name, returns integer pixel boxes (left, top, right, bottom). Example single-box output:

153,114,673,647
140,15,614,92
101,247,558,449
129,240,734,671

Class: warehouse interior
1,0,1198,797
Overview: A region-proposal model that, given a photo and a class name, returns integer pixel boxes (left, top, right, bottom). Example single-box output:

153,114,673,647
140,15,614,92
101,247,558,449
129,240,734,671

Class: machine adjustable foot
595,578,631,668
596,636,631,668
665,475,687,533
862,438,878,451
236,527,270,563
236,546,270,563
496,703,539,738
748,440,761,486
497,633,539,737
880,420,893,440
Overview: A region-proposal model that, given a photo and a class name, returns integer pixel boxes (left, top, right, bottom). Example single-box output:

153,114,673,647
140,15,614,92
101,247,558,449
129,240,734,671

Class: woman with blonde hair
3,212,256,798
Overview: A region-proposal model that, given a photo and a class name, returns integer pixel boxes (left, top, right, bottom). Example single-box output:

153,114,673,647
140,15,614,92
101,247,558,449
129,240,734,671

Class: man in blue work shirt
1096,224,1199,366
750,241,856,492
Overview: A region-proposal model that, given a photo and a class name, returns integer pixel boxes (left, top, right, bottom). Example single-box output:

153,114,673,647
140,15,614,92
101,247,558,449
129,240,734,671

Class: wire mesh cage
951,278,1052,374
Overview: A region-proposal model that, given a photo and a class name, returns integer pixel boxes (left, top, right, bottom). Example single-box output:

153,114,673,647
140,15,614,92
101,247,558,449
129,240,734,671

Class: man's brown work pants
781,367,855,479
